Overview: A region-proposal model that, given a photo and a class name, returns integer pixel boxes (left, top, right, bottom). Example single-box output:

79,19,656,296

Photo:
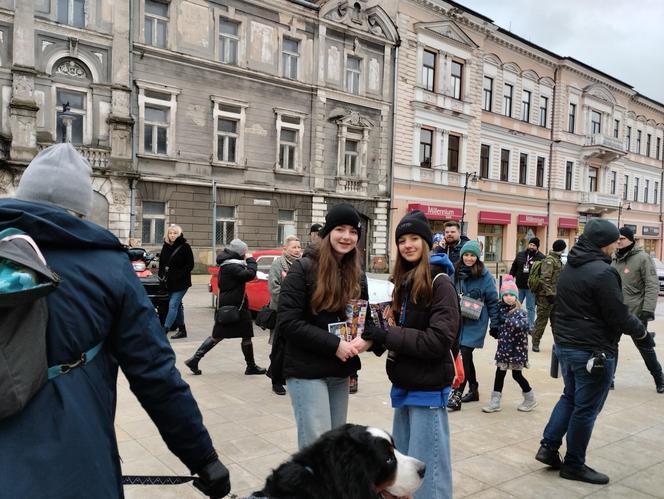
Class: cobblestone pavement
119,281,664,498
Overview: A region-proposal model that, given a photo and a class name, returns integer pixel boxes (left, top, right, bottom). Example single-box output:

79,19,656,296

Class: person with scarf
447,240,499,411
267,235,302,395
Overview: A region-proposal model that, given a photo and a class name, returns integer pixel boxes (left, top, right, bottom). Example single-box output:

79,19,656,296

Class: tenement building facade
390,0,664,268
0,0,398,270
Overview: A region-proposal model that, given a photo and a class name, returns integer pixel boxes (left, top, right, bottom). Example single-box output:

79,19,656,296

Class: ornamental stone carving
55,60,87,79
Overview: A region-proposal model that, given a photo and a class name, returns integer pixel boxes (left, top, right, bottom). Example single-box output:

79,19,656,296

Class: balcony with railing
577,191,621,213
582,134,627,162
38,143,110,169
336,177,367,194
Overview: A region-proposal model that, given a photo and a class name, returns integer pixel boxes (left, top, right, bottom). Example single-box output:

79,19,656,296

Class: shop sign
407,203,462,221
517,214,548,227
642,225,660,237
479,210,511,225
558,217,579,229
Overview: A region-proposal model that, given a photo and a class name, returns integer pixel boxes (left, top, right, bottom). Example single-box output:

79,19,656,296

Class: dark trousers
614,319,663,383
493,367,531,393
459,346,477,392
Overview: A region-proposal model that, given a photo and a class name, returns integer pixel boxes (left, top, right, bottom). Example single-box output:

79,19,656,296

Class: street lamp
460,171,478,234
617,201,631,227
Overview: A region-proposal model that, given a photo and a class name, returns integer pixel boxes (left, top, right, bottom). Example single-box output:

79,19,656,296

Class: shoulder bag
457,278,484,321
214,293,245,325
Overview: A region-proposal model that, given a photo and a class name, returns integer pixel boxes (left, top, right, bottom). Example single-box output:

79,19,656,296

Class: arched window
52,58,92,145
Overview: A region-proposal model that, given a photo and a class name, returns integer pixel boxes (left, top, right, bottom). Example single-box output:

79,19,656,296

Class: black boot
242,342,267,375
171,325,187,339
447,389,462,411
184,337,217,375
655,373,664,394
461,383,479,403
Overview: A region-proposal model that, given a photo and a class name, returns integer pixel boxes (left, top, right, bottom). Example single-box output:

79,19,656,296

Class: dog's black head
251,424,425,499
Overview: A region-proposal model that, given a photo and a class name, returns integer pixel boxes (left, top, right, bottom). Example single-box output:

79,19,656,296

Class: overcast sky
457,0,664,104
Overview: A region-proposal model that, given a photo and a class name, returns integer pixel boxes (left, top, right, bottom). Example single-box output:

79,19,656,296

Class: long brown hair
310,236,361,316
390,241,432,317
454,256,485,279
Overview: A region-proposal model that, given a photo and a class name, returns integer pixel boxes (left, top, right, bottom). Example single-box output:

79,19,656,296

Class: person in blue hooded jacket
0,144,230,499
446,240,499,411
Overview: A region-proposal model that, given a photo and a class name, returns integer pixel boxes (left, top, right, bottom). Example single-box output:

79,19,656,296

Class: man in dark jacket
0,144,230,498
509,237,545,329
535,219,647,485
440,221,470,263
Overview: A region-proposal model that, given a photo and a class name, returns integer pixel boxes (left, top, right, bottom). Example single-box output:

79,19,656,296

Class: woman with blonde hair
158,224,194,339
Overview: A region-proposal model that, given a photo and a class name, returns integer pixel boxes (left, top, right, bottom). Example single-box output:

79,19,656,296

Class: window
56,88,85,144
145,0,168,48
138,83,178,156
480,144,490,178
623,175,629,200
447,134,460,172
539,96,548,127
419,128,433,168
657,137,661,160
626,126,632,151
645,179,650,203
590,110,601,134
521,90,531,122
219,19,239,64
344,139,359,175
450,61,462,100
567,104,575,133
57,0,85,27
215,206,236,246
655,181,659,204
614,119,620,139
500,149,510,181
519,153,528,184
282,38,299,79
646,133,651,157
636,130,642,154
277,209,296,244
346,56,361,95
144,103,169,155
588,167,598,192
565,161,573,190
275,111,304,171
422,50,436,92
503,84,513,117
482,77,493,112
141,201,166,244
634,177,639,202
213,100,246,164
536,157,545,187
610,171,616,195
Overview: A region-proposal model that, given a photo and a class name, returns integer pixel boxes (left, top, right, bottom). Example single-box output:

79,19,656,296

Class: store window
478,224,503,262
557,227,572,251
643,239,657,256
516,225,538,253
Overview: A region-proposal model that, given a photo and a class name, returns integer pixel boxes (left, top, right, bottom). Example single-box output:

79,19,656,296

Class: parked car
652,258,664,295
208,249,281,311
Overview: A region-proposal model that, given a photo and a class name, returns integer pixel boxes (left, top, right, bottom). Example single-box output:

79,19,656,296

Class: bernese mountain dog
250,423,425,499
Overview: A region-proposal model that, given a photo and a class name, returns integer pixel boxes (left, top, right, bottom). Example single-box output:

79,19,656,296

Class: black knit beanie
552,239,567,252
318,204,362,239
529,237,540,248
584,219,620,248
619,226,635,242
395,210,433,249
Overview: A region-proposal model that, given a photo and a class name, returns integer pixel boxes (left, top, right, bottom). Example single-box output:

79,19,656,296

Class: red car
208,249,282,312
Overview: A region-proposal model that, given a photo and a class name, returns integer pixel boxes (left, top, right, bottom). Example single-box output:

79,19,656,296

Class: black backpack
0,228,59,420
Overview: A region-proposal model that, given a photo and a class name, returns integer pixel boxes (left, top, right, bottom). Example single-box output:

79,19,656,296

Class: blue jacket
456,267,499,349
0,199,215,498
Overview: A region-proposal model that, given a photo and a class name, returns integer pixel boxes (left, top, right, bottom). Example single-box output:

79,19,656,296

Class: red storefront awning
407,203,462,221
517,214,549,227
558,217,579,229
479,210,511,225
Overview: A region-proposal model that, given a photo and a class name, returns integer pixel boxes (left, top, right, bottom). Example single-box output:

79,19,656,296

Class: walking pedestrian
357,210,460,499
611,226,664,393
446,240,499,411
159,224,194,339
482,276,537,413
0,144,230,498
267,235,302,395
536,219,646,484
530,239,566,352
277,204,370,449
184,239,267,376
509,237,544,329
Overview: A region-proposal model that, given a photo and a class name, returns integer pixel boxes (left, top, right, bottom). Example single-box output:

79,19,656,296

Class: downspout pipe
545,66,559,250
387,37,401,271
128,0,137,239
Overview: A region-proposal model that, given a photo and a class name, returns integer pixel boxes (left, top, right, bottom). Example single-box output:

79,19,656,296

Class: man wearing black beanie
611,226,663,393
509,236,545,329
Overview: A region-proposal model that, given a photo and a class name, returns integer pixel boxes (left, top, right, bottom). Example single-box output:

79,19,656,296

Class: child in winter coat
482,275,537,413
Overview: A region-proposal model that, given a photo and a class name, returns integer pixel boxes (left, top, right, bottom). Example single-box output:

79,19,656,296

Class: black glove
362,324,388,347
193,459,231,498
489,327,499,339
546,295,555,305
635,331,656,349
638,310,655,323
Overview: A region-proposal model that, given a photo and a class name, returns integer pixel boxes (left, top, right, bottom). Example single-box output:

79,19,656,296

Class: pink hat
500,275,519,299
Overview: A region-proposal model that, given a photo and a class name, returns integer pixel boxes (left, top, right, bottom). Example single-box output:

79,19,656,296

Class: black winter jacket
158,235,194,291
553,236,645,355
278,247,370,380
509,249,545,289
384,265,461,391
437,235,470,264
212,250,257,339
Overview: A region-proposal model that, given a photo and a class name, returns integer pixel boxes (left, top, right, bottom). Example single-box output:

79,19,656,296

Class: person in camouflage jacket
531,240,566,352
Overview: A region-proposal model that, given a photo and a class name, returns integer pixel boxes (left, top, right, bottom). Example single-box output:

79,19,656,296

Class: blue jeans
164,289,187,330
541,345,615,468
286,377,349,449
518,288,536,329
393,406,452,499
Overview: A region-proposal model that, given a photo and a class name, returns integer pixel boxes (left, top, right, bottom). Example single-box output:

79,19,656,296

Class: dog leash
122,475,195,485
